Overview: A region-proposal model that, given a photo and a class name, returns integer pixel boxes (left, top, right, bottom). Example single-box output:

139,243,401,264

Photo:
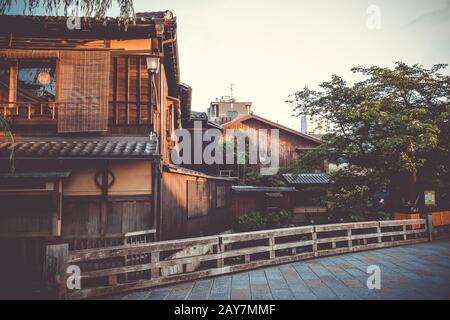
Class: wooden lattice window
57,50,110,132
187,181,209,219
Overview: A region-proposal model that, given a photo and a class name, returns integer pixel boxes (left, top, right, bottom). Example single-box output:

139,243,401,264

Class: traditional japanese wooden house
0,12,233,295
221,113,322,171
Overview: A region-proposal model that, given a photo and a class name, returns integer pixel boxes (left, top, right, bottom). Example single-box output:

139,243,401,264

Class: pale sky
6,0,450,130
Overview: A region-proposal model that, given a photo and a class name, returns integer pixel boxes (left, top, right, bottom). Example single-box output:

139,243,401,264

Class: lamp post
146,56,160,127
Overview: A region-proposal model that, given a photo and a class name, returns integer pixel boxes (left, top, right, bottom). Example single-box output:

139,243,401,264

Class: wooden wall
63,160,152,196
161,171,232,240
61,160,154,236
62,196,153,236
230,192,294,223
224,118,320,168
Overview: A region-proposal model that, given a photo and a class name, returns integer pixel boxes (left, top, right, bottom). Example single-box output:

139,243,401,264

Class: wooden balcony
1,101,57,126
0,101,155,134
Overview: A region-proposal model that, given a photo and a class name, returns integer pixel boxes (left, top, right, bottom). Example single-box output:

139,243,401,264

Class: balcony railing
1,101,155,133
1,101,57,120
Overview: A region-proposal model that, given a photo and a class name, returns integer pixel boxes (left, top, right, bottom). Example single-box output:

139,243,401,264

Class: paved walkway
114,240,450,300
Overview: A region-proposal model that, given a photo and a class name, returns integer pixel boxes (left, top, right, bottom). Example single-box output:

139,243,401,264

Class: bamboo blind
57,50,110,132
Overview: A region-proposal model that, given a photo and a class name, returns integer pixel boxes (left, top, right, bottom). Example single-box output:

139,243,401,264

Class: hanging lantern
37,71,52,85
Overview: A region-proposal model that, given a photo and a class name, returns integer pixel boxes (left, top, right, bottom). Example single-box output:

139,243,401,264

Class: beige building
207,96,252,124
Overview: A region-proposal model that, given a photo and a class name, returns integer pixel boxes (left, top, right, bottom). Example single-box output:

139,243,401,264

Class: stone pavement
113,240,450,300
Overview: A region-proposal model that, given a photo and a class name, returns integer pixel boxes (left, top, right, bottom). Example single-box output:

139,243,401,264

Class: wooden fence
46,219,428,299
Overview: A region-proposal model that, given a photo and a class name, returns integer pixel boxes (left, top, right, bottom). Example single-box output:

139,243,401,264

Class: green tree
288,62,450,217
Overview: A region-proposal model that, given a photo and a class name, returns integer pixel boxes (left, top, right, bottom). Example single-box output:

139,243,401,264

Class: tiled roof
282,173,331,185
232,186,297,193
0,137,159,159
190,111,208,121
0,171,71,179
222,113,322,144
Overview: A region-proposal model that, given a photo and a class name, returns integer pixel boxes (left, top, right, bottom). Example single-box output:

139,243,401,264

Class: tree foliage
0,0,134,18
289,62,450,216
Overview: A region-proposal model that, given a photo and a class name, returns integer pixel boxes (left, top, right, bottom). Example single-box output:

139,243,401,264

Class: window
216,184,228,209
17,59,56,102
226,110,238,119
187,181,209,219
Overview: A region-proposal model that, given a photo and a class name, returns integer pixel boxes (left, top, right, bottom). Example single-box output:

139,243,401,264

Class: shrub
234,210,294,232
234,212,267,232
267,210,293,229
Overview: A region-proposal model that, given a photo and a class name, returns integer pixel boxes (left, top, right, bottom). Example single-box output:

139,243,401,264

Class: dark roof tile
0,137,159,159
282,173,331,185
232,186,297,193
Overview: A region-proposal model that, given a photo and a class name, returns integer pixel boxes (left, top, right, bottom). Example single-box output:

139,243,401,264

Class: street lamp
146,56,160,75
146,56,160,127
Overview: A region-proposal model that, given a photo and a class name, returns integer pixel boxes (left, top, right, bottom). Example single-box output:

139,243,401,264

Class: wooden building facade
222,113,322,169
0,12,232,296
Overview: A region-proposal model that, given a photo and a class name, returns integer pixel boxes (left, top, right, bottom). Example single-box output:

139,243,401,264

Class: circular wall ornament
94,169,115,190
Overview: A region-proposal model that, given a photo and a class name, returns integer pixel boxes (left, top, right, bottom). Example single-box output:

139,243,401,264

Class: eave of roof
282,173,331,185
0,171,71,180
166,165,236,181
222,114,322,144
232,186,297,193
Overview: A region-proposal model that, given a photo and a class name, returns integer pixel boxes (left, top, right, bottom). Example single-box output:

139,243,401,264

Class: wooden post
51,180,63,236
426,213,434,242
268,236,275,259
112,57,118,125
124,56,130,125
312,228,318,256
347,229,352,248
217,240,224,268
136,57,141,125
150,252,160,279
402,225,407,240
377,226,382,243
44,243,69,299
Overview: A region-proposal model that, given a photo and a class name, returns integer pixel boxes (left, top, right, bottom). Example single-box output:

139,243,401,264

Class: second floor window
17,59,56,102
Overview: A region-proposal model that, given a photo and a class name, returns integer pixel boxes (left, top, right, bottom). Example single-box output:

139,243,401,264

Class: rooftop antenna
228,83,235,100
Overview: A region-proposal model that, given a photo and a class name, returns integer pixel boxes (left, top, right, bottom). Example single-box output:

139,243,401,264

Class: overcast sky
7,0,450,130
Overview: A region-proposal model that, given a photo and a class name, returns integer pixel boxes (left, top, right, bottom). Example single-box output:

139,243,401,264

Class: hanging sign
424,190,436,206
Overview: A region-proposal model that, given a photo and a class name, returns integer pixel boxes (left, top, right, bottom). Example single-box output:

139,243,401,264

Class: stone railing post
425,212,434,242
